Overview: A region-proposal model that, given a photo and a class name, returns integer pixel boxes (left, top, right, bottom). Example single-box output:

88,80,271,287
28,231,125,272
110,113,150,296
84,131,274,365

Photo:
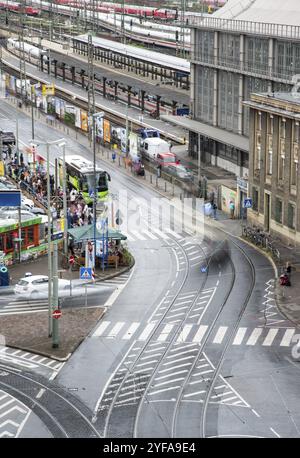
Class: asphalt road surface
0,101,300,438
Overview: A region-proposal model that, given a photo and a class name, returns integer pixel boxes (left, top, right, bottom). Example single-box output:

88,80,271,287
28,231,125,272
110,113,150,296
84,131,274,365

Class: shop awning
68,225,127,242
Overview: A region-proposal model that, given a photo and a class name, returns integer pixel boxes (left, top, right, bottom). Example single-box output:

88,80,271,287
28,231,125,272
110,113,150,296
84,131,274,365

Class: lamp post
30,137,65,337
92,111,104,270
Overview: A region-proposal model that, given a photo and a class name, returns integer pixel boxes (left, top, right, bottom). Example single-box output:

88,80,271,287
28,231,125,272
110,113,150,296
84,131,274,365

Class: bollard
165,181,167,192
156,177,158,188
118,157,121,167
150,174,152,184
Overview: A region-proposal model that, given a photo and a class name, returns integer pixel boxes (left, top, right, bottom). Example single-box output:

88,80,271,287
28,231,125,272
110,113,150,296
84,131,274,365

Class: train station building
165,0,300,186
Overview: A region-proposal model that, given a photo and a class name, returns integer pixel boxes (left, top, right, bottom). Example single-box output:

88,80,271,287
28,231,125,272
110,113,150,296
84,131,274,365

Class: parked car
163,163,194,182
0,130,16,145
140,138,170,161
156,152,177,167
14,275,71,299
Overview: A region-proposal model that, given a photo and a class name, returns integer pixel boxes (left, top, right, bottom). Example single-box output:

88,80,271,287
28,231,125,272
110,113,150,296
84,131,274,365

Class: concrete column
172,101,177,116
71,66,75,85
127,86,131,106
190,63,195,118
156,96,161,118
141,90,145,112
238,75,243,135
103,77,107,98
114,81,118,101
214,31,218,66
81,70,85,88
62,63,66,82
268,38,274,78
240,34,245,71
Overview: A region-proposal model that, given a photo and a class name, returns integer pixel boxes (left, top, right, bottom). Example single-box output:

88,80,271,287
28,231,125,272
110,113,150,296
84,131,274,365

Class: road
0,101,300,438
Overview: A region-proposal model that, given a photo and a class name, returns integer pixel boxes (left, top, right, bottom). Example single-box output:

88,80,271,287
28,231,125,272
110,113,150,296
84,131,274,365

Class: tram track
96,230,225,437
0,367,101,438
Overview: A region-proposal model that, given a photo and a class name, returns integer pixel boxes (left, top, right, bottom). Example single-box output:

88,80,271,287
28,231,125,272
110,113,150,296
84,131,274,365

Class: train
0,1,40,16
53,1,226,18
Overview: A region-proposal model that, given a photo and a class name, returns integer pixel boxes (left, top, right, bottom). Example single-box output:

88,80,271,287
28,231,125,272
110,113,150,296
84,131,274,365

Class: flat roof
74,34,190,73
160,116,249,152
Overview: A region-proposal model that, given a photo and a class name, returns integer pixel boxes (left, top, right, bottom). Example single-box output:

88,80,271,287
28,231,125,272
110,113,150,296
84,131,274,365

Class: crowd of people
67,189,94,228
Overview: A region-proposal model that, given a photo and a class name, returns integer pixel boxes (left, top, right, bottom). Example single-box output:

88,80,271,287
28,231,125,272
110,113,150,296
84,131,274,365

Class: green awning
67,225,127,242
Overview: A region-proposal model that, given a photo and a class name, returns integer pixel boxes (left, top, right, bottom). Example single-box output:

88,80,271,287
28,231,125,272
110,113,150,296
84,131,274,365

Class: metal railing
189,16,300,41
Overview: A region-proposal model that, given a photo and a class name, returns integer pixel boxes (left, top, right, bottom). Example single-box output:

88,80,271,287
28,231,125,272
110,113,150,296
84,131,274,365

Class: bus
62,155,110,205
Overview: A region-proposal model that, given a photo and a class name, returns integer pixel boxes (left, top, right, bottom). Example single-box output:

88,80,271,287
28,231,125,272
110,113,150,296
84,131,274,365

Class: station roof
160,115,249,152
74,34,190,73
214,0,300,26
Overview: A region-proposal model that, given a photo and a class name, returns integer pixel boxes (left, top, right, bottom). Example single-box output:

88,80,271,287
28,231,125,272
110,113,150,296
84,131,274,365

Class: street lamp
30,137,65,337
91,111,104,271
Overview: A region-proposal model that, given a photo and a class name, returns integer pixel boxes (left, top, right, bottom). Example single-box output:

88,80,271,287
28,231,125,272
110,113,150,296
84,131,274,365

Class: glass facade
274,41,300,80
194,30,214,64
245,37,269,75
194,67,214,124
218,33,240,69
218,71,239,132
243,77,269,136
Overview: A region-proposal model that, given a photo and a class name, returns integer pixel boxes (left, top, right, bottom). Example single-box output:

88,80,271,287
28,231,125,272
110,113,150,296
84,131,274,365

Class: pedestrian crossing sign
80,267,93,280
244,198,252,209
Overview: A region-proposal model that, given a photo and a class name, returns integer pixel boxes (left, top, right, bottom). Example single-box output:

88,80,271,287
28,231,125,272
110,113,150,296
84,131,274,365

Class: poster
55,98,61,116
129,132,138,156
75,107,81,128
120,128,127,154
103,119,111,143
96,116,103,139
81,110,88,132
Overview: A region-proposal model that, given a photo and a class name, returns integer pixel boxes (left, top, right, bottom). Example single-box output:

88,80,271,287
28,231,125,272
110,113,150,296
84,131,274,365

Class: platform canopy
68,225,127,242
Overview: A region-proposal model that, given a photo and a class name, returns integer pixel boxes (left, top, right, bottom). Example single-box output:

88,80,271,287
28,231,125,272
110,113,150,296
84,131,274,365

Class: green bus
63,155,110,205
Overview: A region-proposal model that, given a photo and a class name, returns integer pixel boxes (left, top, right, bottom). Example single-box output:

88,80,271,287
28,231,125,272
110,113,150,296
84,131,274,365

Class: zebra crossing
0,389,31,438
0,346,64,373
92,319,298,348
122,228,194,243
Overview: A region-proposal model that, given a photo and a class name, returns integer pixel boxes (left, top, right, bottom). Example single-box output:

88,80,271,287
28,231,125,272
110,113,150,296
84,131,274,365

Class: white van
140,138,170,161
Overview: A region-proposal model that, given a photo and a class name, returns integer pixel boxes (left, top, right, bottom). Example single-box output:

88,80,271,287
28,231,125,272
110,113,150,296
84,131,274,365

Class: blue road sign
51,231,64,241
244,198,252,209
201,266,207,273
89,188,95,198
80,267,92,280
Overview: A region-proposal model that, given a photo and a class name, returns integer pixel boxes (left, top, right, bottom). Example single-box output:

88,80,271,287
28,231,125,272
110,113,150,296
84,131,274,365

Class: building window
267,134,273,175
267,115,274,135
280,118,286,139
252,187,259,211
294,121,300,144
287,203,296,230
291,142,298,186
255,132,261,170
256,111,262,131
275,198,283,224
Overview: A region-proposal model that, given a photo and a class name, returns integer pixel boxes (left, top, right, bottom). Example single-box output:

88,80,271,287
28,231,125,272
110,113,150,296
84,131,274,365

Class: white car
14,275,71,299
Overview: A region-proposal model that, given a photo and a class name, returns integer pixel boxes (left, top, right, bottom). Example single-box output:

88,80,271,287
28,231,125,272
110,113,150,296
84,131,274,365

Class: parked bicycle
242,225,281,262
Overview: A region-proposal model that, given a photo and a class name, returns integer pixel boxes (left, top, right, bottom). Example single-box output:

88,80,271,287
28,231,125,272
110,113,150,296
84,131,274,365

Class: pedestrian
229,200,235,219
20,152,24,165
213,202,218,220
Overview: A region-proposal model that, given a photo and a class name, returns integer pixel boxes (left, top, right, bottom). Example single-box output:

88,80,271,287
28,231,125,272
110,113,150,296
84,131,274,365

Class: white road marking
270,427,280,438
183,390,206,398
232,328,247,345
138,323,156,341
189,256,202,261
148,386,181,395
193,325,208,343
92,321,110,337
280,329,295,346
36,389,45,399
177,324,193,342
131,230,147,241
251,409,260,418
107,322,125,338
157,324,174,342
167,348,197,359
213,327,228,344
262,329,279,346
246,328,262,345
155,370,188,381
124,233,135,241
152,377,185,388
164,229,182,239
122,322,140,340
142,229,157,240
158,363,191,374
151,228,169,239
